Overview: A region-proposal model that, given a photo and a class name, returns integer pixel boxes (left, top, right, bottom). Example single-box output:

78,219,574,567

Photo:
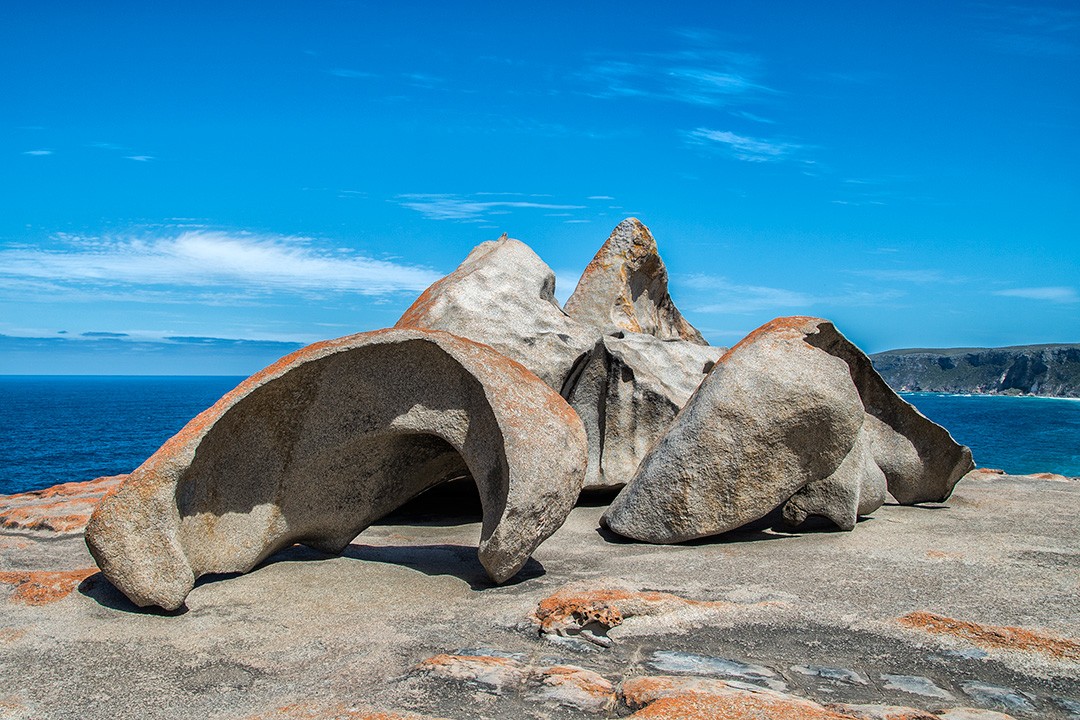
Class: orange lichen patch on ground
533,583,731,633
925,550,962,560
0,696,27,715
240,703,449,720
417,653,529,689
718,316,820,364
621,676,861,720
534,665,617,710
1029,472,1070,481
0,568,97,605
0,627,28,643
0,475,123,533
898,611,1080,661
829,703,941,719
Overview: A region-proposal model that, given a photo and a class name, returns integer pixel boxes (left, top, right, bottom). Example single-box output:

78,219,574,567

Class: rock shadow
596,507,877,546
374,478,484,527
78,572,189,616
253,540,544,591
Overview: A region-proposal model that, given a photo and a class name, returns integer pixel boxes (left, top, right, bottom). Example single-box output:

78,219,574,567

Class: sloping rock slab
86,328,587,610
565,217,706,344
0,475,123,534
396,234,594,391
603,317,973,543
567,332,724,489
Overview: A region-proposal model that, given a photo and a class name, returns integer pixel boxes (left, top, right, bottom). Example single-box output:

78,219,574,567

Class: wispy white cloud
587,195,614,200
971,3,1079,56
23,149,53,156
685,128,803,162
994,286,1079,303
0,231,441,298
730,110,776,124
125,155,154,162
684,274,900,314
851,268,957,283
396,193,586,222
579,47,772,107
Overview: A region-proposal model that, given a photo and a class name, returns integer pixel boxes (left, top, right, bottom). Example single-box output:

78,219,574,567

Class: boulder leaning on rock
602,316,974,543
86,328,588,610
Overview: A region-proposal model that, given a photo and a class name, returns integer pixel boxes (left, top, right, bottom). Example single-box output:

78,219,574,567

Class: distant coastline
871,344,1080,399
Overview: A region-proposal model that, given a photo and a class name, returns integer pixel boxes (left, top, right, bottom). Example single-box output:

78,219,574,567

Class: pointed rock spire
565,218,705,344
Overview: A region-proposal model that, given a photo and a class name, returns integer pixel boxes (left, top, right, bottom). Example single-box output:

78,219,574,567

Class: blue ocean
0,378,1077,496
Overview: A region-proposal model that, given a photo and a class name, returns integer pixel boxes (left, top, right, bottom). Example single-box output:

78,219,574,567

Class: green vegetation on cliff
870,344,1080,398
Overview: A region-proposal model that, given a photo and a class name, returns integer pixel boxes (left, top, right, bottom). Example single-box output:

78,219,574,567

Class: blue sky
2,1,1078,374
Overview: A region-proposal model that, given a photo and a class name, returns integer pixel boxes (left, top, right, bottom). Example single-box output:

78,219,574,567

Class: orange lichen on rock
898,611,1080,661
829,703,941,719
0,474,123,533
533,582,730,634
532,665,617,711
717,315,820,364
240,702,449,720
0,568,97,605
621,676,862,720
417,653,528,689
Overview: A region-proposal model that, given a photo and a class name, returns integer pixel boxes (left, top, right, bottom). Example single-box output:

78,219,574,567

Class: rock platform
0,469,1077,719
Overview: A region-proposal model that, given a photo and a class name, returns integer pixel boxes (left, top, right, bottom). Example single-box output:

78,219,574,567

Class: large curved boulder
86,329,588,610
602,317,973,543
564,218,706,344
566,332,724,490
396,235,594,392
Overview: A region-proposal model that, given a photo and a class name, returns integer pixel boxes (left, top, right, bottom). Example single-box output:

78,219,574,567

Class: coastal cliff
871,344,1080,398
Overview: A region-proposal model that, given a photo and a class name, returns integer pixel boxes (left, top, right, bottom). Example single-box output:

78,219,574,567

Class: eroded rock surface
565,218,705,344
86,328,587,610
567,332,724,489
603,317,974,543
396,234,594,391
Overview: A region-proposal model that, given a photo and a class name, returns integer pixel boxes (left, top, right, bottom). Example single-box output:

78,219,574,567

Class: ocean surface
0,377,1078,497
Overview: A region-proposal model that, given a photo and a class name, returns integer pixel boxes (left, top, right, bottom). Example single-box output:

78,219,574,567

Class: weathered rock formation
566,332,723,489
82,219,975,610
395,234,594,392
397,219,723,490
565,217,705,343
871,344,1080,398
602,317,974,543
86,329,587,609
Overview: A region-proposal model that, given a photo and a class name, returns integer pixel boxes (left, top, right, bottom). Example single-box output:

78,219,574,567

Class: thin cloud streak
578,46,772,107
397,194,586,221
685,128,803,162
684,274,901,314
851,268,958,284
995,286,1078,303
0,231,441,297
23,149,53,156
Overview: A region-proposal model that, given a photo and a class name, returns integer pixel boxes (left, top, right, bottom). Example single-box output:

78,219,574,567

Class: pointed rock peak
565,218,706,344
